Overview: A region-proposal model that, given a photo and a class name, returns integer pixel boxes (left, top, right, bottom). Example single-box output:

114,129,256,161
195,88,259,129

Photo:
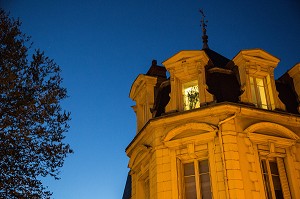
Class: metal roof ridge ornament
200,9,209,49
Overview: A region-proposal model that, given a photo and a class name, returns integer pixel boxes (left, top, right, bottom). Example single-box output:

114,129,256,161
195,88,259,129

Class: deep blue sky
1,0,300,198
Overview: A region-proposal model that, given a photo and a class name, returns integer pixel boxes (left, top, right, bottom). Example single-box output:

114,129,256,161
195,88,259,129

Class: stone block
225,160,240,170
224,143,239,152
163,148,169,156
218,190,227,199
157,182,164,192
227,170,242,180
224,151,240,160
216,161,223,172
252,191,260,199
228,189,245,199
156,149,163,158
215,153,222,162
228,180,244,189
163,181,172,191
222,135,237,144
162,156,170,164
217,171,224,181
217,181,226,191
162,163,171,172
162,171,171,181
246,154,255,163
249,171,258,182
221,121,236,131
163,191,172,198
156,157,163,165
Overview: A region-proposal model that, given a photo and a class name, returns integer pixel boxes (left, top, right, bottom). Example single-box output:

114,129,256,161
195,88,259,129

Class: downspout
217,113,237,199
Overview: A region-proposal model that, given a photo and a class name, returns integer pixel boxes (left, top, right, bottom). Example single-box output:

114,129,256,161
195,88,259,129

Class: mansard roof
203,48,231,69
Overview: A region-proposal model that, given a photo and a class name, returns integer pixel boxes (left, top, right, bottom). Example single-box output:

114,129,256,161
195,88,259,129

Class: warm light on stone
124,49,300,199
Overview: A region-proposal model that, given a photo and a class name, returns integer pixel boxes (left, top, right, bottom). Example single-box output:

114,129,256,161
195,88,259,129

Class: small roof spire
199,9,209,49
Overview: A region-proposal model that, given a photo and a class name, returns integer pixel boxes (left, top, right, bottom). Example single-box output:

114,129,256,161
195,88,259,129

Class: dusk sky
1,0,300,198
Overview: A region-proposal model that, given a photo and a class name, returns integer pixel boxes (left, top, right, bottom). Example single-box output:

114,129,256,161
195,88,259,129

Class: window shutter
276,158,291,199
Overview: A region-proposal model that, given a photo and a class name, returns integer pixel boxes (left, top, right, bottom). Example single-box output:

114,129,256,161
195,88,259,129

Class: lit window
182,80,199,110
250,76,269,109
183,159,212,199
261,158,290,199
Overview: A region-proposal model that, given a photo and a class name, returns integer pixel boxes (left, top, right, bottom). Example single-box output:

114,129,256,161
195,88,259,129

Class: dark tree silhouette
0,9,72,198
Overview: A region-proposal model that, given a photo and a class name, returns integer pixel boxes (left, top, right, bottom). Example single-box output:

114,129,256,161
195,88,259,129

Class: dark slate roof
206,71,241,103
204,48,241,103
146,60,167,78
203,48,231,69
276,73,299,114
151,80,171,117
122,173,132,199
148,49,299,118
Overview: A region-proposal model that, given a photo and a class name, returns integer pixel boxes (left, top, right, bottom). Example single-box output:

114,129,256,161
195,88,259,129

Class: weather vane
199,9,209,49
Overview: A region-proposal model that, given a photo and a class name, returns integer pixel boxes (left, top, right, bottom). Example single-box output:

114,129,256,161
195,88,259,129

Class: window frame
260,157,288,199
137,171,150,199
249,75,271,110
181,79,200,111
180,158,212,199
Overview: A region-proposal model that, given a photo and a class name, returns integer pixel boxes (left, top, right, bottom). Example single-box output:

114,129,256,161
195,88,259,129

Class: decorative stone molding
129,144,152,169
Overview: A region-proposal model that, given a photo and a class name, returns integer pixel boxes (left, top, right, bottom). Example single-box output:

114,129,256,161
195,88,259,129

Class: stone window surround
245,122,300,198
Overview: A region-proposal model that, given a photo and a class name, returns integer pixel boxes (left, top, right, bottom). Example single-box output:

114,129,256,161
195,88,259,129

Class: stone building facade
123,44,300,199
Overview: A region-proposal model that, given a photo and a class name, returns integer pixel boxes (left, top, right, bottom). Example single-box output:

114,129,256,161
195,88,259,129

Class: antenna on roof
200,9,209,49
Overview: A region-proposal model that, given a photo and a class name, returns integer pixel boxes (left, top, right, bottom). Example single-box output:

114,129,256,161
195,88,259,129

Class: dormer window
162,50,214,113
250,76,269,109
182,80,199,110
232,49,286,111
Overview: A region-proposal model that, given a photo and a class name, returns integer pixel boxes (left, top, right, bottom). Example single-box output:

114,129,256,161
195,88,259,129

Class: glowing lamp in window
182,80,200,110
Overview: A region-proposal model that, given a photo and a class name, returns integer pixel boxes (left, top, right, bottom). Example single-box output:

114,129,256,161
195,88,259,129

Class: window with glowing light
183,159,212,199
182,80,199,110
250,76,269,109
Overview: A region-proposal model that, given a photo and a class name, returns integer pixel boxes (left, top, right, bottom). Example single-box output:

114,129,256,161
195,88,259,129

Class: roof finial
199,9,209,49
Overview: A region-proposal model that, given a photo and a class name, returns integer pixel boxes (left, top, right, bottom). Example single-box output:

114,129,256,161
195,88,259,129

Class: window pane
256,78,264,86
272,176,282,191
261,160,272,199
269,161,279,175
270,161,283,199
184,163,195,176
182,80,199,110
200,173,212,199
250,77,269,109
199,159,209,173
185,176,197,199
199,160,211,199
261,160,268,173
250,83,257,105
258,85,267,109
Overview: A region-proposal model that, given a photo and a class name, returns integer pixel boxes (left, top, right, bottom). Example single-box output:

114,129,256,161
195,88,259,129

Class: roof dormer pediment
129,74,157,100
162,50,209,70
232,49,280,67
